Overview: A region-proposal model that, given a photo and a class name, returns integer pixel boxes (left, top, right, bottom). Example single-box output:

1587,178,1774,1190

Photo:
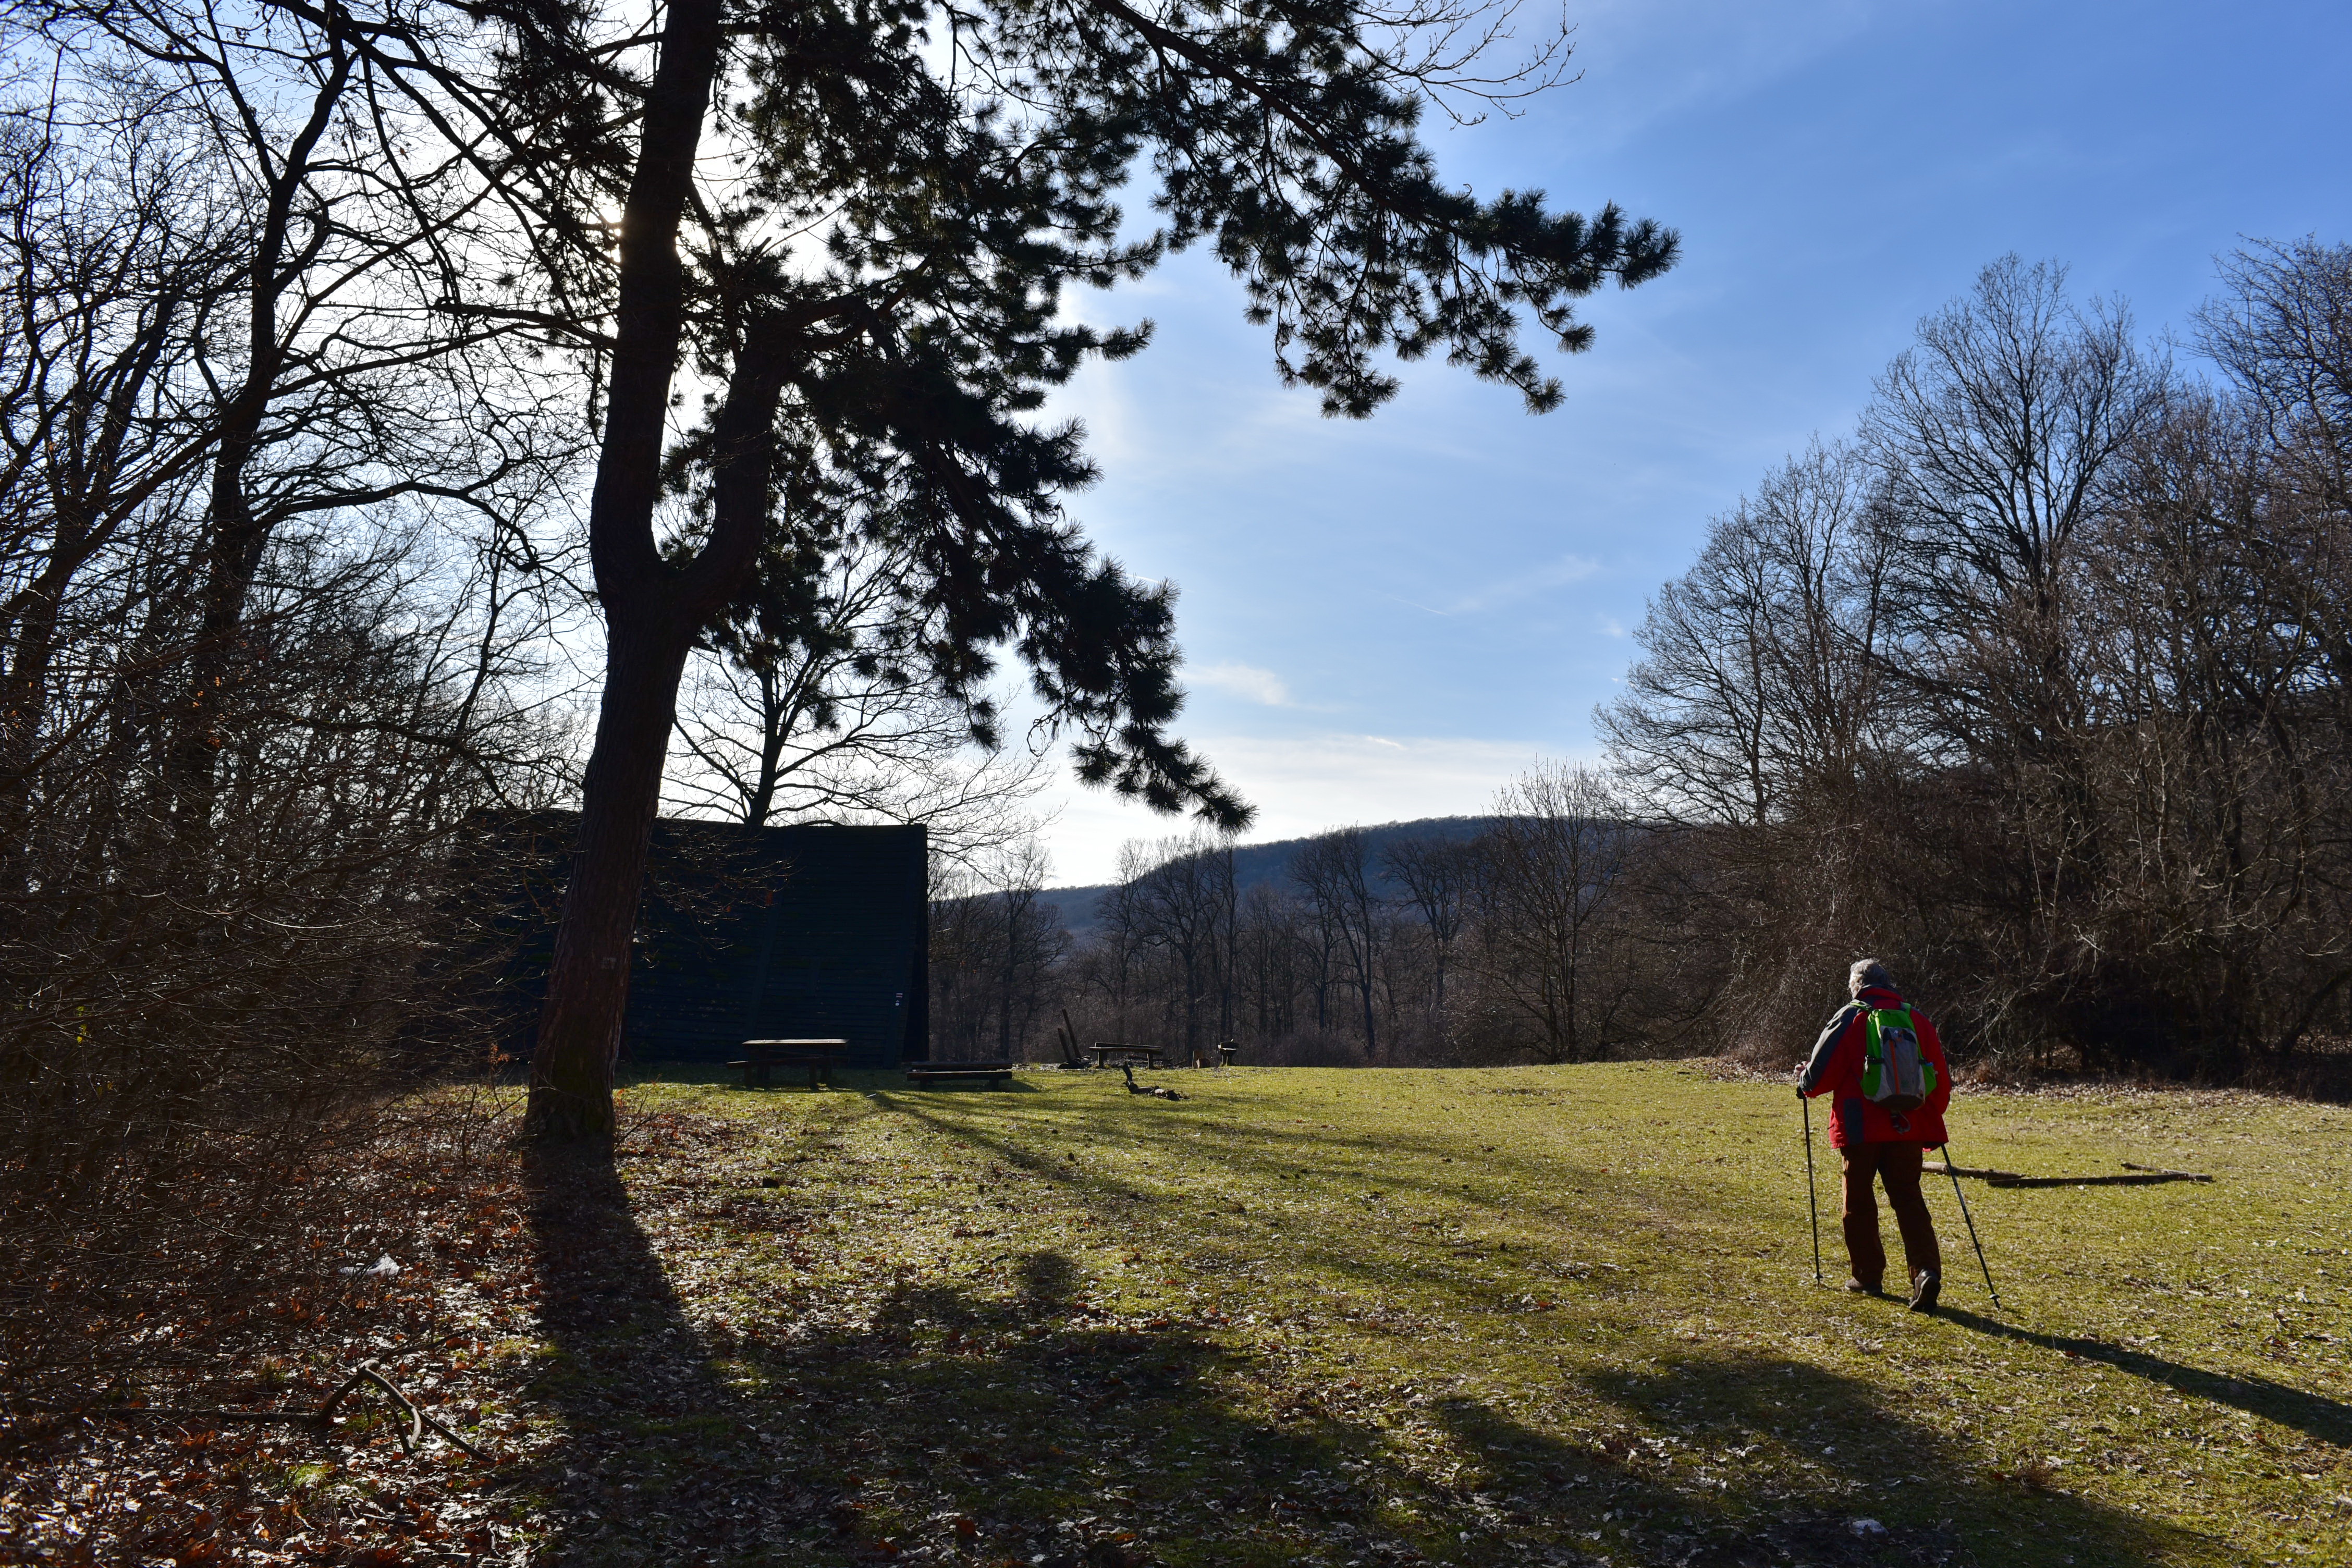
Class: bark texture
523,0,732,1141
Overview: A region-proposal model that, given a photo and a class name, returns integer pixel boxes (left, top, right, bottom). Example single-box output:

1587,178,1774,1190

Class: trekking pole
1938,1140,2001,1309
1799,1088,1823,1286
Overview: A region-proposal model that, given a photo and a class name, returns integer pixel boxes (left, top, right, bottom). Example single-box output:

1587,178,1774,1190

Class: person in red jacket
1797,958,1952,1312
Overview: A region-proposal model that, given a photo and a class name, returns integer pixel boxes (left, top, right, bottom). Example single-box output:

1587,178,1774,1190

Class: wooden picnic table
730,1038,849,1089
1088,1042,1167,1068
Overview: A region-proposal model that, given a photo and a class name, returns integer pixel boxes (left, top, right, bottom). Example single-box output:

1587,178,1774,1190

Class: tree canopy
455,0,1680,814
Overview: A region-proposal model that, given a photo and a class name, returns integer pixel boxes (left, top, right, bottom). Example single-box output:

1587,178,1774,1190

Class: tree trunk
523,0,730,1141
997,890,1022,1060
1218,851,1236,1044
524,625,694,1138
168,453,272,830
167,38,351,848
745,663,786,826
1180,949,1199,1058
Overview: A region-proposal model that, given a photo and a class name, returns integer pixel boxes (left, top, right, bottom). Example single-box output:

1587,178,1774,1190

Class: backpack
1861,1007,1936,1112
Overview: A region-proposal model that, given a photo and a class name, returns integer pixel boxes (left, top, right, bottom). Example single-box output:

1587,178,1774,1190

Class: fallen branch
321,1363,487,1460
1121,1063,1185,1100
63,1361,486,1460
63,1406,326,1425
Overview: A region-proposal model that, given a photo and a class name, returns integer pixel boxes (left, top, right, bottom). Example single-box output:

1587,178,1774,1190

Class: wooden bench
1088,1042,1167,1069
729,1038,849,1090
903,1061,1015,1087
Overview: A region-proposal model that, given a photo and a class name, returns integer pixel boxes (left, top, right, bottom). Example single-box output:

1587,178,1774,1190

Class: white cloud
1190,660,1294,707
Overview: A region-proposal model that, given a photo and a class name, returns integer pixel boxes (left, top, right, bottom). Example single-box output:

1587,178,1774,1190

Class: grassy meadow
435,1062,2352,1568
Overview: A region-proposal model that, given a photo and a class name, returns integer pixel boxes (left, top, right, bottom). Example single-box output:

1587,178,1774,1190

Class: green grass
518,1063,2352,1567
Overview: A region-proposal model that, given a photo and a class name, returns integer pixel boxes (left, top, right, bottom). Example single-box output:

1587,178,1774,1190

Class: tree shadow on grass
513,1134,2203,1568
511,1099,2245,1568
868,1088,1607,1309
519,1132,1449,1566
1938,1306,2352,1446
518,1138,828,1562
1425,1354,2207,1568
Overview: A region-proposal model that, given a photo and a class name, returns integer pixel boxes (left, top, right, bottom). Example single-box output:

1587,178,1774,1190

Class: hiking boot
1908,1270,1942,1314
1843,1278,1883,1296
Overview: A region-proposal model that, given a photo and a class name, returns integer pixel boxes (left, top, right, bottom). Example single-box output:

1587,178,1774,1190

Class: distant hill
1038,815,1498,933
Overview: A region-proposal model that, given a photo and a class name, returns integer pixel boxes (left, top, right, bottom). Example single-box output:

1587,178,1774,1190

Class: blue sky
1024,0,2352,885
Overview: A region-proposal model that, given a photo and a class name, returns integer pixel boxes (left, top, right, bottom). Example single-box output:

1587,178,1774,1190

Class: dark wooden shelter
482,814,928,1069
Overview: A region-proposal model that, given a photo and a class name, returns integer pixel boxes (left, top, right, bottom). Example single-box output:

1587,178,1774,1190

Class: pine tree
464,0,1680,1137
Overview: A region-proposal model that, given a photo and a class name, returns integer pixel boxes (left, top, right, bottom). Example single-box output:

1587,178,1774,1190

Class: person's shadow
1939,1306,2352,1446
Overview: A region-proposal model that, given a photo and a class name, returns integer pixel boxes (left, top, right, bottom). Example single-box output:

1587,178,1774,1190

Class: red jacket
1799,985,1951,1148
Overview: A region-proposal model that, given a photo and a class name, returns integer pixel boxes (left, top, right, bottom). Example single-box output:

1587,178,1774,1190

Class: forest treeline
929,774,1712,1068
935,246,2352,1084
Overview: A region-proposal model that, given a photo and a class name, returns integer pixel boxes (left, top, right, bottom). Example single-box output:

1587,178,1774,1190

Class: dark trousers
1840,1141,1941,1288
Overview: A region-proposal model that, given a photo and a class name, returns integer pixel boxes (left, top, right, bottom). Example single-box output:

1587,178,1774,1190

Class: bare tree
2200,238,2352,754
1235,883,1308,1044
2200,238,2352,516
0,34,576,1400
1464,764,1645,1062
1384,834,1472,1017
1599,245,2352,1078
1868,258,2167,773
928,836,1068,1060
1293,827,1386,1057
2076,394,2334,1062
1128,832,1237,1060
991,839,1062,1059
19,1,575,848
664,525,1050,866
1598,440,1896,827
0,115,229,848
1070,841,1157,1046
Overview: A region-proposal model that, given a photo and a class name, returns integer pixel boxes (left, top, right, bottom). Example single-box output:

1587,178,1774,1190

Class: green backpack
1861,1007,1937,1113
